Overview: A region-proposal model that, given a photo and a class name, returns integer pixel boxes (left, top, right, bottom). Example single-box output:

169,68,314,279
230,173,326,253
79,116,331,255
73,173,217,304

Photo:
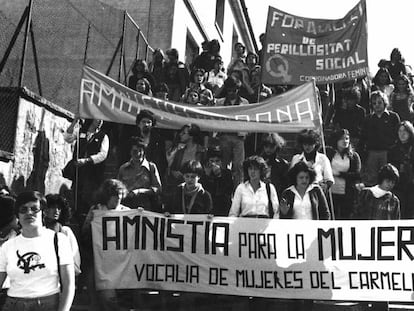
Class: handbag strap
266,183,274,219
54,232,62,292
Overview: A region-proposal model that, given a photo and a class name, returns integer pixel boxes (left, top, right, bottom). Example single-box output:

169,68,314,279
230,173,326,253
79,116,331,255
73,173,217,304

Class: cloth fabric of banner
79,66,320,132
92,210,414,302
261,0,368,85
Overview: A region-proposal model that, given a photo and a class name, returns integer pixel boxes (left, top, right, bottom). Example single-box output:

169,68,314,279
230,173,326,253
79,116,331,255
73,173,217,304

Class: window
185,30,199,67
215,0,225,34
231,26,238,59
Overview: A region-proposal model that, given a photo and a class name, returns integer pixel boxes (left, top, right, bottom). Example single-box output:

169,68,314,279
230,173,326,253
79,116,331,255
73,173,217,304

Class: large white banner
92,210,414,302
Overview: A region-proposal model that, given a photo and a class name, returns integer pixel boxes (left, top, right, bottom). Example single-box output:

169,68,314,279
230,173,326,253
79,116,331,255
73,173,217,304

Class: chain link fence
0,0,152,112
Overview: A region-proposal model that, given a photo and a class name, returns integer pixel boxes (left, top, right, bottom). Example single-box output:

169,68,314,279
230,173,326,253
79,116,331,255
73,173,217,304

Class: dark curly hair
243,155,268,182
45,194,72,225
288,162,317,186
297,129,320,150
378,163,399,184
135,109,156,127
96,179,128,205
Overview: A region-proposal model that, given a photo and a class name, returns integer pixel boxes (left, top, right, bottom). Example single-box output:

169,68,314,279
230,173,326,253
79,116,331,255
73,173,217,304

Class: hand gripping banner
261,0,368,85
92,210,414,302
79,66,320,132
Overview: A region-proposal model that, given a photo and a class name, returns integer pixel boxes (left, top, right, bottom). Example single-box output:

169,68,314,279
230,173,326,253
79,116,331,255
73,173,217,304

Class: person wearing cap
118,137,162,211
200,146,233,216
0,191,75,311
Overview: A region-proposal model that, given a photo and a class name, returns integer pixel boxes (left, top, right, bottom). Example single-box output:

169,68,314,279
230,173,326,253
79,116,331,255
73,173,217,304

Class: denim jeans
3,293,59,311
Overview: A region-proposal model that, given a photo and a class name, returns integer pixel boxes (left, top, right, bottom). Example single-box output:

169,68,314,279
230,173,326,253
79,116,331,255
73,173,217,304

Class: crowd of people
0,37,413,311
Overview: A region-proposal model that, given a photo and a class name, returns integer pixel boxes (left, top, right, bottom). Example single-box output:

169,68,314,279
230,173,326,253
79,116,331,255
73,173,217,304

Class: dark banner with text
262,0,368,85
92,210,414,301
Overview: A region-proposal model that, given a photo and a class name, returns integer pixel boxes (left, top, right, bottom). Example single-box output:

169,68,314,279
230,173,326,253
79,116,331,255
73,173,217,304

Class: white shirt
0,228,73,298
61,226,81,275
290,152,334,184
286,185,314,220
331,153,350,195
229,181,279,218
207,70,227,88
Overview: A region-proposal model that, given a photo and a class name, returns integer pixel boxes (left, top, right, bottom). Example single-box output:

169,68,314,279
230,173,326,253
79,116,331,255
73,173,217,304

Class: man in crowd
215,76,249,185
360,91,400,186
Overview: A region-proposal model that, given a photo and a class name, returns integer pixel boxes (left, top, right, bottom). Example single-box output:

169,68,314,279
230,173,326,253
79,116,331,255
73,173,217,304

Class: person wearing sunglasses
0,191,75,311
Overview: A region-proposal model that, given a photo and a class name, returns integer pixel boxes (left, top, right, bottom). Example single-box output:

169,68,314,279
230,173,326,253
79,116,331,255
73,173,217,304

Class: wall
9,96,73,195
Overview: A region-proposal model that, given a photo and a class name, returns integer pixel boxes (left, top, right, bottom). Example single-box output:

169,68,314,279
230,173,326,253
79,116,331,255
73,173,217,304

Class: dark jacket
360,111,400,151
388,142,414,191
200,168,233,216
76,130,107,184
280,185,330,220
353,188,400,220
166,183,213,215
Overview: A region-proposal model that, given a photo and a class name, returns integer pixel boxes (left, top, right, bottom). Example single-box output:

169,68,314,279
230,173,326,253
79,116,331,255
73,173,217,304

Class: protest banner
79,66,320,132
261,0,368,85
92,210,414,302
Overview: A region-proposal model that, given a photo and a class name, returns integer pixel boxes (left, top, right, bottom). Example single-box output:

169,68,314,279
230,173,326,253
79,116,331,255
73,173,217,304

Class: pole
83,22,91,65
135,28,141,60
118,10,127,83
19,0,34,87
312,79,335,220
29,21,42,96
0,7,29,75
74,23,91,213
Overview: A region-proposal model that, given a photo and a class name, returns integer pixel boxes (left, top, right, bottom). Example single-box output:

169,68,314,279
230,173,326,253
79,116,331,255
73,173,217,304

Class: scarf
304,150,317,162
181,182,203,214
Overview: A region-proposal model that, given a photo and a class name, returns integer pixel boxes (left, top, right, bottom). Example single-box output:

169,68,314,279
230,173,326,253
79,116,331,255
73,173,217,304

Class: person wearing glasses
0,191,75,311
360,91,400,186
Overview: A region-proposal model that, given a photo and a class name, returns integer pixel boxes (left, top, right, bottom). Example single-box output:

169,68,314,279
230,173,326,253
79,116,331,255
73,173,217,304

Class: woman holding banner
81,179,129,311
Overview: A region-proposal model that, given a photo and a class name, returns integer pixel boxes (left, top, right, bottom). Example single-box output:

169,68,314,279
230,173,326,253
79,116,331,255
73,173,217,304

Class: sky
245,0,414,76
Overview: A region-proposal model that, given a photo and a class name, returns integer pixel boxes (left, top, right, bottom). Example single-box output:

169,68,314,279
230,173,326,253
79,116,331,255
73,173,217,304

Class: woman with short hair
0,191,75,311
